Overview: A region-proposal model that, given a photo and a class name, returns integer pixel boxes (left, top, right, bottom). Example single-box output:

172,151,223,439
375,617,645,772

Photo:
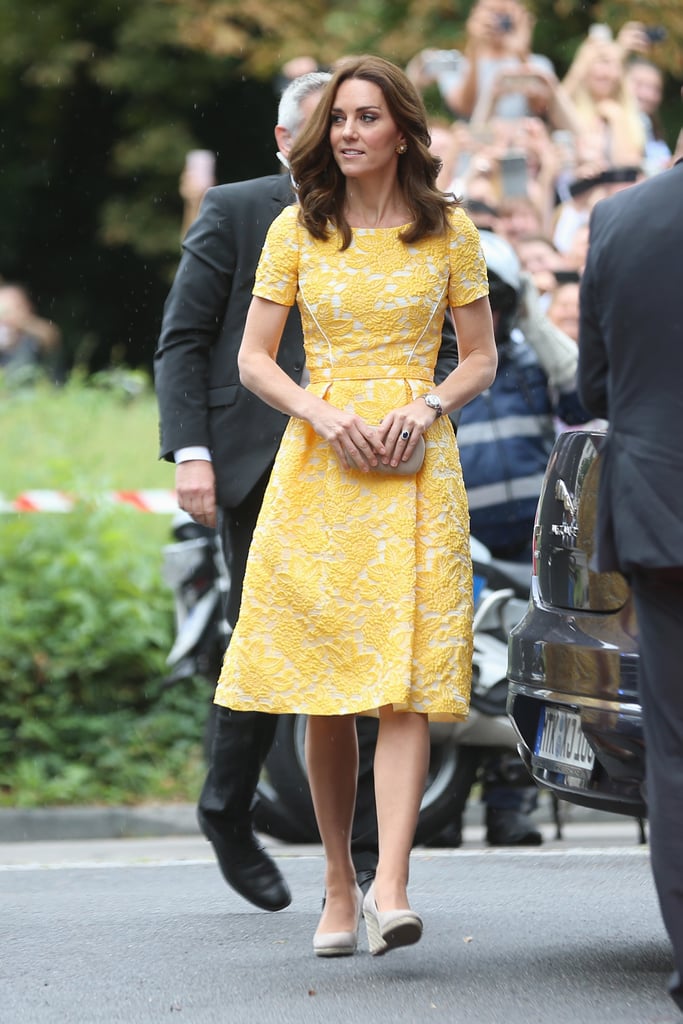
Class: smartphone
644,26,667,43
422,49,462,76
588,24,613,42
499,152,528,198
500,72,544,89
185,149,216,191
553,270,581,285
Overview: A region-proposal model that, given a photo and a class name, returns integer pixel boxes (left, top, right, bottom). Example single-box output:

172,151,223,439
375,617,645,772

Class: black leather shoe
424,818,463,848
355,868,376,895
198,809,291,912
486,808,543,846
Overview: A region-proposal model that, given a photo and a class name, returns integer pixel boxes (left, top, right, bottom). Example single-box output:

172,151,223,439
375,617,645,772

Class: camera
644,26,667,44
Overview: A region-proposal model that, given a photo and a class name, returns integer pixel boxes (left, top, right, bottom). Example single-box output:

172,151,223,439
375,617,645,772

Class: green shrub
0,378,209,806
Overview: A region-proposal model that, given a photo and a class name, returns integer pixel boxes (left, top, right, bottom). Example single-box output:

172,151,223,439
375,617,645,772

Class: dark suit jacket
155,173,459,509
155,174,306,508
578,160,683,573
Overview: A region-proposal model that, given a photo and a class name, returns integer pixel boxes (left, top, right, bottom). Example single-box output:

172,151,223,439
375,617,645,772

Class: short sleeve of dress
253,204,300,307
447,207,489,308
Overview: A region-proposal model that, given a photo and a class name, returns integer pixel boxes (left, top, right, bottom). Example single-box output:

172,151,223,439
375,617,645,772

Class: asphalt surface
2,841,677,1024
0,792,635,844
2,799,670,1024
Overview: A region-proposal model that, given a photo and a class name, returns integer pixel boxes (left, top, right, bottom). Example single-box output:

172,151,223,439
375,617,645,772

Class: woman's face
330,78,405,181
548,282,580,341
516,239,557,294
628,63,663,116
516,238,557,274
585,48,623,101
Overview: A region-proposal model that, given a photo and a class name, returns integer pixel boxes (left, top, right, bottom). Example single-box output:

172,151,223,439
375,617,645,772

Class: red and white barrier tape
0,490,179,514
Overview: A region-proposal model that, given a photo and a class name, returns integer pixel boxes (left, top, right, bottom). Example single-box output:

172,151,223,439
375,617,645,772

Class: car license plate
534,707,595,773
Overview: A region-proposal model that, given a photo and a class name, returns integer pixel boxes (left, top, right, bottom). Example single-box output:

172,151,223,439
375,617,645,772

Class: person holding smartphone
440,0,556,122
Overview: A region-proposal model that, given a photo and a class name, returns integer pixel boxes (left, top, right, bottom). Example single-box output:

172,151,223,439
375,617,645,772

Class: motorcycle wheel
254,714,464,846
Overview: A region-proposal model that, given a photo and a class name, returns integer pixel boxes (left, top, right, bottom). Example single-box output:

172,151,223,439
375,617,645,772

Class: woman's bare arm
238,296,386,470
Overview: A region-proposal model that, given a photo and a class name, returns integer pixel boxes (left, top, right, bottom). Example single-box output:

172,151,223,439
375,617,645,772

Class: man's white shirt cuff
174,446,212,463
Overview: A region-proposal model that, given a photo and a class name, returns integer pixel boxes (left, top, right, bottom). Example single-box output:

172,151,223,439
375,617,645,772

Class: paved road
2,821,679,1024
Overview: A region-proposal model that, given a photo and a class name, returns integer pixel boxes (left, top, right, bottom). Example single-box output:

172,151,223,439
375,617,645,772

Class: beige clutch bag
347,435,425,476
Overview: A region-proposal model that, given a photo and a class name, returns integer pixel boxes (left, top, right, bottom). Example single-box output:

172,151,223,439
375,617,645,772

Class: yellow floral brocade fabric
214,206,489,719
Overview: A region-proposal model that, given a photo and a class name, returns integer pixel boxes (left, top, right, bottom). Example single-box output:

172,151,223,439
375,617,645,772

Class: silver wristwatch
422,393,443,418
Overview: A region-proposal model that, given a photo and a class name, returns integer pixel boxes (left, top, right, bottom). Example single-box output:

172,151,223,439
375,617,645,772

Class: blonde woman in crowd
561,32,645,167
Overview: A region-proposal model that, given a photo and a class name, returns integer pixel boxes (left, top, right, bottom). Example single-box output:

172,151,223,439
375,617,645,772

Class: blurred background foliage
0,377,211,806
0,0,680,376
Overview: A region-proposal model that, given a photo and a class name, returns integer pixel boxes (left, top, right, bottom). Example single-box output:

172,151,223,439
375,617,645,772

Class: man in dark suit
578,158,683,1015
155,71,460,914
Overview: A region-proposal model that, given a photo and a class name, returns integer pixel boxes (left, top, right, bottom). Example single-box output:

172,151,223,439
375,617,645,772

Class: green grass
2,374,173,493
1,372,175,544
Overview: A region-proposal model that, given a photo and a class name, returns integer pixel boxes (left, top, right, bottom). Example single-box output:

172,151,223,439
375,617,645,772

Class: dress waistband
308,365,434,384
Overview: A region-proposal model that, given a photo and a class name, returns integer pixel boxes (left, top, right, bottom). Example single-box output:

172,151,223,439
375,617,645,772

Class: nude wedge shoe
362,882,423,956
313,885,364,957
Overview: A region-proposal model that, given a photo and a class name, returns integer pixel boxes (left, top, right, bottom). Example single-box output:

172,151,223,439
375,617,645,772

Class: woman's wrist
420,392,444,419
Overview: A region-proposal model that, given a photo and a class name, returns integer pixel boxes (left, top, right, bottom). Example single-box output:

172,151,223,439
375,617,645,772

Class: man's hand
176,460,217,528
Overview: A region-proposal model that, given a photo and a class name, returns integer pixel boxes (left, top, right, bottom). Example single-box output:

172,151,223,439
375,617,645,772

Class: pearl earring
396,142,407,155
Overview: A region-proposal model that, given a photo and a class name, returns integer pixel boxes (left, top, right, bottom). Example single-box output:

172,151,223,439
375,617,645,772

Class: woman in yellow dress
214,55,497,957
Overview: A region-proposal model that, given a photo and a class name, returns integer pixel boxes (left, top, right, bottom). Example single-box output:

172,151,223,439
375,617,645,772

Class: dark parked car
507,429,646,818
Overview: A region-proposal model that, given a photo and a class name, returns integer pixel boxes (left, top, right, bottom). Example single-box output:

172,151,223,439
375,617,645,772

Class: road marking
0,858,215,871
0,846,650,872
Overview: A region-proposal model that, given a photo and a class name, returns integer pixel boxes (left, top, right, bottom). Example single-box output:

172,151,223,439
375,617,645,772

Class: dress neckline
352,223,412,232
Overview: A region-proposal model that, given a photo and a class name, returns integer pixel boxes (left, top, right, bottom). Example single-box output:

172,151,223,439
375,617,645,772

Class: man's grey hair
277,71,332,137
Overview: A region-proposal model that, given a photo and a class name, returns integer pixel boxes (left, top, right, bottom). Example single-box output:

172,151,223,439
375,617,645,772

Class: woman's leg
373,706,430,910
305,714,359,932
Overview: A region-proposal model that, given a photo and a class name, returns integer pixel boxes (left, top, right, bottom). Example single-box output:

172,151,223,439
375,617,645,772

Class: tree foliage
0,0,680,371
166,0,683,76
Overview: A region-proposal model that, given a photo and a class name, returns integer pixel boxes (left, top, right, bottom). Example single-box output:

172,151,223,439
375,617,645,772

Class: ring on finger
401,429,411,440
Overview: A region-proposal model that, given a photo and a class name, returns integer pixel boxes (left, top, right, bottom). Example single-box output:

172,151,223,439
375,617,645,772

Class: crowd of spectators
403,1,679,348
404,5,679,835
270,7,678,366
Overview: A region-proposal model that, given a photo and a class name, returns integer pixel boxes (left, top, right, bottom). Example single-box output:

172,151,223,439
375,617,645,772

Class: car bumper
508,682,645,816
507,591,646,818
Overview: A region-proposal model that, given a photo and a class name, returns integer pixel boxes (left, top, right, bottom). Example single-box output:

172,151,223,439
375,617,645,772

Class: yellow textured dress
214,204,488,719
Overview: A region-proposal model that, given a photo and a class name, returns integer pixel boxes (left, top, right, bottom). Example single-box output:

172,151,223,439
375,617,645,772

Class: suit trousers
200,465,379,871
631,567,683,1011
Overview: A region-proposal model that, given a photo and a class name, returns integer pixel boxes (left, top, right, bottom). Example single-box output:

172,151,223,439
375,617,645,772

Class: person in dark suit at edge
154,71,461,912
577,156,683,1015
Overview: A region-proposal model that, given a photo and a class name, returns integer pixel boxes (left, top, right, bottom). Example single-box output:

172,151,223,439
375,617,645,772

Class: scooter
159,511,231,756
160,518,534,843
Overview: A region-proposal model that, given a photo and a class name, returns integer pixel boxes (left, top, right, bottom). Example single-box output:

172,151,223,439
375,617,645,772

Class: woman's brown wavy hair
288,54,460,251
